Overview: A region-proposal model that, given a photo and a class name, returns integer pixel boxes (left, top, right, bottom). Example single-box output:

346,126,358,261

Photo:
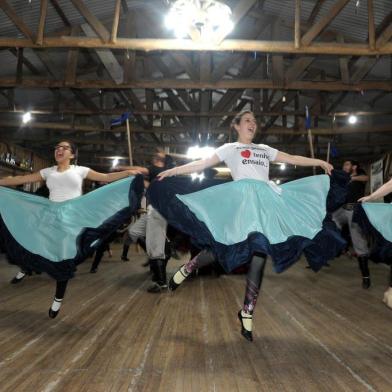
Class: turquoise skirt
148,171,348,273
0,175,144,279
354,203,392,264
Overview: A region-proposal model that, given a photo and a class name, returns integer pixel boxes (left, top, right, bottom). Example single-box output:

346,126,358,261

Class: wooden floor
0,247,391,392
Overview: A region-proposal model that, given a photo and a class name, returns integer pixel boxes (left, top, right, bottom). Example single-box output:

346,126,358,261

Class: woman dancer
359,180,392,309
0,140,142,318
152,111,344,341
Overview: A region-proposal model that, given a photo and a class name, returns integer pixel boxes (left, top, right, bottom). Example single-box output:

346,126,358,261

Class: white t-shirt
40,165,90,202
215,142,278,182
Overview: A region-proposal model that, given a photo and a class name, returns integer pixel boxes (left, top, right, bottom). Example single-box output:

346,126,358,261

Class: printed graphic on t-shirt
215,142,278,182
237,146,271,168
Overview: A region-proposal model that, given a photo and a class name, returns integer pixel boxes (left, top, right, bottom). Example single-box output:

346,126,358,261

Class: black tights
389,265,392,288
243,254,267,314
55,280,68,300
91,243,110,270
184,250,267,315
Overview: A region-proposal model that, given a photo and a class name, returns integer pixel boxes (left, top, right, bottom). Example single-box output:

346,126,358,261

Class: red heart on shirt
241,150,251,158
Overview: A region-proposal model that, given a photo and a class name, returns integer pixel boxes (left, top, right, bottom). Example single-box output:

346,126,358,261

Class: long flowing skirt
354,203,392,265
147,171,349,273
0,175,144,280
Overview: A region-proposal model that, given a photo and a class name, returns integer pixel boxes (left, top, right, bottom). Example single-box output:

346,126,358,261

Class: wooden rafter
70,0,110,42
214,0,257,44
37,0,48,46
307,0,327,25
368,0,375,50
3,119,392,137
0,0,35,41
294,0,301,49
0,37,392,55
49,0,71,27
301,0,351,46
0,78,391,91
110,0,121,43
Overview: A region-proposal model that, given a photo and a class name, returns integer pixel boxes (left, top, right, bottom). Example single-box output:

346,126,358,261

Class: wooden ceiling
0,0,391,170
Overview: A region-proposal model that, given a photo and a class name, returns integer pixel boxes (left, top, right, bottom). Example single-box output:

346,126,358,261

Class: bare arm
116,165,149,176
0,172,43,187
351,174,369,182
359,179,392,203
86,169,141,183
274,151,333,174
158,154,221,180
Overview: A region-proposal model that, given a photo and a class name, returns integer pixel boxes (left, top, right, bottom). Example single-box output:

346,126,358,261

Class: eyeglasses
54,145,72,151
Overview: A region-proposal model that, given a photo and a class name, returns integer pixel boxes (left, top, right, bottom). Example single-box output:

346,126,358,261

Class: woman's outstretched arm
0,172,43,187
274,151,333,175
157,154,221,180
359,179,392,203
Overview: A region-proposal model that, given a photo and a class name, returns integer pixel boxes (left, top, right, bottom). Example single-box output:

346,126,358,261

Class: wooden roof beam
37,0,48,46
0,0,35,41
1,37,392,55
0,78,392,91
70,0,110,42
301,0,351,46
49,0,71,27
215,0,257,44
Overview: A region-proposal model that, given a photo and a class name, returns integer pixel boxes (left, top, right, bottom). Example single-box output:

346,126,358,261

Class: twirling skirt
147,171,349,273
354,203,392,265
0,175,144,280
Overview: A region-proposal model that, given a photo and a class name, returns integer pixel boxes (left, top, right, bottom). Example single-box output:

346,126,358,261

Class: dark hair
164,154,175,169
345,159,360,168
57,140,78,164
230,110,254,132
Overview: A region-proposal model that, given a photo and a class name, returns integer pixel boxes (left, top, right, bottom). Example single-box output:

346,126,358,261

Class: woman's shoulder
42,165,56,172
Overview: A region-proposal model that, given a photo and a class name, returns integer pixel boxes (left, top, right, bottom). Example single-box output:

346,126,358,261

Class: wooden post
37,0,48,45
367,0,375,50
111,0,121,43
307,128,316,175
326,141,331,163
294,0,301,49
125,118,133,165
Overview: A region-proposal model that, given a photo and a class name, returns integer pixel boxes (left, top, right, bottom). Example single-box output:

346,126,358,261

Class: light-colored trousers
332,207,369,256
126,205,167,260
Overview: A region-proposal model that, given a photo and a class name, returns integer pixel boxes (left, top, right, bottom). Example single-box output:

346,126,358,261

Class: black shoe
150,259,167,289
121,256,130,262
238,310,253,342
147,282,168,293
90,268,98,273
362,277,371,289
48,308,59,318
10,274,26,284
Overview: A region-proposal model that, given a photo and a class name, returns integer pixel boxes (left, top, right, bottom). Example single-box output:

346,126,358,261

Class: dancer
150,110,346,341
332,160,370,288
0,140,142,318
358,179,392,309
120,150,174,293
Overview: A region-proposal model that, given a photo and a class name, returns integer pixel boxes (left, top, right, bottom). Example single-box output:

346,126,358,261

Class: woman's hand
157,168,177,180
319,160,333,175
358,195,372,203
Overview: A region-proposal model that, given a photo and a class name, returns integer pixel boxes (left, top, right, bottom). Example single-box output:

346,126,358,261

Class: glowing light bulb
22,112,32,124
348,115,357,124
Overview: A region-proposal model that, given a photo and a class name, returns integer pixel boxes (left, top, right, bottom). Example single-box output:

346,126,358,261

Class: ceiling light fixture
165,0,233,40
22,111,32,124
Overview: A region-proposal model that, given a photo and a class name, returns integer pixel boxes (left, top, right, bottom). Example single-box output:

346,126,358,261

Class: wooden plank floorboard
0,248,391,391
